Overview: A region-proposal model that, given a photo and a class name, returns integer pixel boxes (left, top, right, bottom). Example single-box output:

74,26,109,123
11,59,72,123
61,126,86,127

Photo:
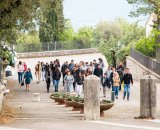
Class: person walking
71,67,78,91
61,61,69,86
45,65,51,93
17,61,24,84
41,62,45,81
98,58,104,70
75,73,84,96
23,62,27,73
104,66,112,88
69,60,74,71
110,67,116,91
113,72,120,99
24,68,33,92
88,62,94,75
117,62,124,91
52,67,61,92
121,68,133,101
102,66,112,97
94,64,103,85
64,71,74,93
35,61,42,83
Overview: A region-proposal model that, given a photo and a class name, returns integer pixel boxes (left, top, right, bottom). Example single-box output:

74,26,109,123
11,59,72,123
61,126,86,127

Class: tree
16,31,42,52
96,19,145,66
0,0,51,42
134,35,156,57
39,0,64,49
126,0,160,61
58,20,75,41
74,26,94,49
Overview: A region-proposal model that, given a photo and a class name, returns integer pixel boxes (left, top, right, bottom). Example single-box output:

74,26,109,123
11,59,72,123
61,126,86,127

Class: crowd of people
17,58,133,100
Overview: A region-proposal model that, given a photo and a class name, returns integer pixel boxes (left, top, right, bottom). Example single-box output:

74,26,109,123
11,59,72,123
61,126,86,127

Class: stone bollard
84,75,100,120
111,91,115,102
33,93,40,102
140,75,158,119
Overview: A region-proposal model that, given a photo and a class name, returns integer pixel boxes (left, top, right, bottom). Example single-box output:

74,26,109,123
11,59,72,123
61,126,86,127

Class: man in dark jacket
52,67,61,92
121,68,133,101
110,67,116,91
94,64,103,84
61,61,69,86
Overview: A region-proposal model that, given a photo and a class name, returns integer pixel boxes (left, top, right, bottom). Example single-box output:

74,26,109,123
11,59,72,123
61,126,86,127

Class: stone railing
130,48,160,76
17,48,99,59
127,48,160,80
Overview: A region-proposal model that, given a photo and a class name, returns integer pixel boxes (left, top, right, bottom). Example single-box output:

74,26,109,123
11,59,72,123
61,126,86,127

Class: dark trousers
73,81,76,91
46,79,51,92
62,73,65,86
18,72,23,83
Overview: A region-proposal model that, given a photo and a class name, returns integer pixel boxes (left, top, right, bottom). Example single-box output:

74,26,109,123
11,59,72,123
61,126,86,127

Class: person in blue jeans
17,61,24,84
52,67,61,92
112,72,120,99
121,68,133,101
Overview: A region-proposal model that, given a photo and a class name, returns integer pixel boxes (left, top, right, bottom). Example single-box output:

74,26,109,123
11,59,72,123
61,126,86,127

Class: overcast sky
64,0,148,30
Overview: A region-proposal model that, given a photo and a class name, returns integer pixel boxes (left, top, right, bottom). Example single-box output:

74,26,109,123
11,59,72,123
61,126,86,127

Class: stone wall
17,48,99,59
126,56,160,81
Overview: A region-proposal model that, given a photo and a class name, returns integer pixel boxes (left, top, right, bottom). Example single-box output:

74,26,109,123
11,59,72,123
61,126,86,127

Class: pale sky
64,0,148,30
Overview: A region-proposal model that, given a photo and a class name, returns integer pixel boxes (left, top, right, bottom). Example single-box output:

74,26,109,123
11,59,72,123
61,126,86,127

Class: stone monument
140,75,158,119
84,75,100,120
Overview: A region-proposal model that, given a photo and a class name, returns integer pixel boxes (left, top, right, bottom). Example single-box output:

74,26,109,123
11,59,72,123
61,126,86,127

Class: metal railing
15,41,94,53
130,48,160,75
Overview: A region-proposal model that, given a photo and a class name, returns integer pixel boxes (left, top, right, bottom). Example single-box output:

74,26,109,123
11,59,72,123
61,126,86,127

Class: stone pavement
0,77,159,130
1,53,160,130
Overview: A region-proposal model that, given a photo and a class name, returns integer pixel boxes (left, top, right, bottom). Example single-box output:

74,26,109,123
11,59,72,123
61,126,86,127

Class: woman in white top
17,61,24,83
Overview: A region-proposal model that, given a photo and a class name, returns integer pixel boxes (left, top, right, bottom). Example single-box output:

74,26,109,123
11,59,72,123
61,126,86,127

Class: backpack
35,64,39,71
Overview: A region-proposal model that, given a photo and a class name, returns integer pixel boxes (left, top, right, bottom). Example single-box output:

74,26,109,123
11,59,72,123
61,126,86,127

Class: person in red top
23,62,27,72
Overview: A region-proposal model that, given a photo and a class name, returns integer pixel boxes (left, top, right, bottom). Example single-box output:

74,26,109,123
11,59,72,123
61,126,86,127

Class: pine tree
39,0,64,49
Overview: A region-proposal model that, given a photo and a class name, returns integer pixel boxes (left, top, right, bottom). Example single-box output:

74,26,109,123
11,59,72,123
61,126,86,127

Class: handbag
21,81,24,86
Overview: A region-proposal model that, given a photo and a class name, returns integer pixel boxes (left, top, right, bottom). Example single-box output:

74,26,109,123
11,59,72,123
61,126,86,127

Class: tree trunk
156,15,160,62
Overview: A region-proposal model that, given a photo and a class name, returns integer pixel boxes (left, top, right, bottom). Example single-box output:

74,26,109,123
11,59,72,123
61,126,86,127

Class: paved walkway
1,53,160,130
1,77,160,130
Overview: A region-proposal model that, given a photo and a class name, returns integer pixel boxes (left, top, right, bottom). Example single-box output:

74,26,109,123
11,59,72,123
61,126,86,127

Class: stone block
33,93,40,102
140,75,158,118
84,75,100,120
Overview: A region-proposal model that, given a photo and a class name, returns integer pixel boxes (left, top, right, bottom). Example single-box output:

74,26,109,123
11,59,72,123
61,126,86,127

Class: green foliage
66,96,84,102
16,31,42,52
0,0,52,42
134,30,160,57
101,100,112,104
74,26,94,49
58,20,75,41
99,36,118,66
126,0,160,17
97,18,145,66
39,0,64,49
127,0,160,59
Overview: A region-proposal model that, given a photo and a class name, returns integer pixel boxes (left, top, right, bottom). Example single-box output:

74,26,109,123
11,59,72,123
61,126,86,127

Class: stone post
111,91,115,102
33,93,40,102
140,75,158,119
84,75,100,120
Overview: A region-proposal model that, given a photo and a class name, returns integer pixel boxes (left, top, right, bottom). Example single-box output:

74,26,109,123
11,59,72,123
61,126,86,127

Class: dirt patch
0,99,16,124
0,78,18,124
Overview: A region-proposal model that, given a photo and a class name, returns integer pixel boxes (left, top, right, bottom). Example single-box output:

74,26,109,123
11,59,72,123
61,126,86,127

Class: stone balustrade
126,56,160,81
17,48,99,59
